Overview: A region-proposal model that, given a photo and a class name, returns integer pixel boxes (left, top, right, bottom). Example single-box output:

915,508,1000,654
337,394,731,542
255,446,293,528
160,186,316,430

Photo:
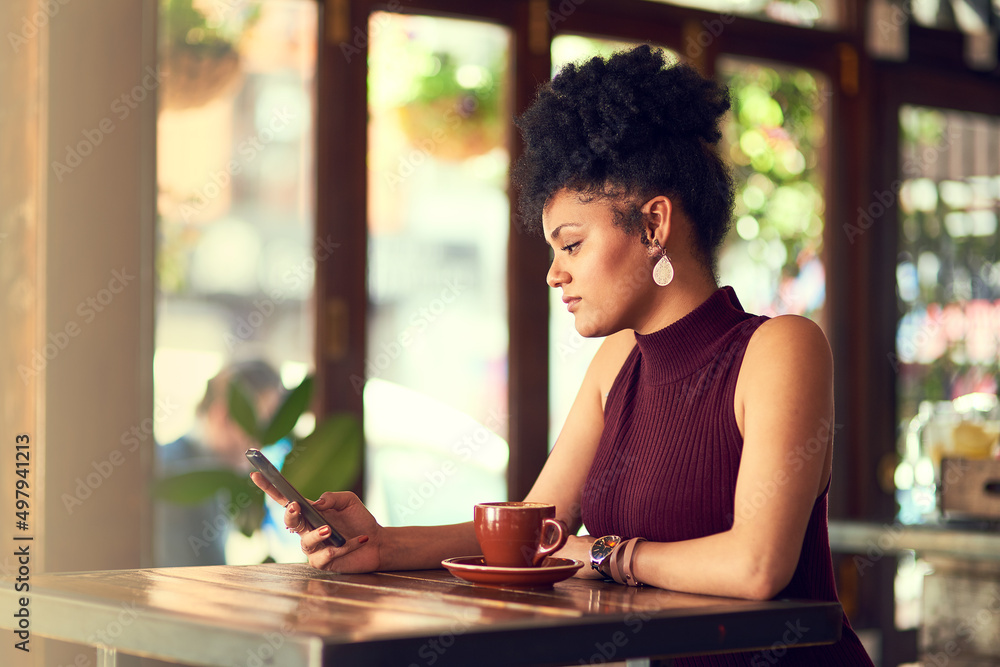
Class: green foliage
725,63,827,262
152,374,363,545
151,469,251,505
261,376,314,446
160,0,261,59
282,414,362,501
227,381,260,443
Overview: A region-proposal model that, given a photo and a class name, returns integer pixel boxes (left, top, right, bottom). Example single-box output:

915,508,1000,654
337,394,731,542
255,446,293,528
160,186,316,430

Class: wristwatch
590,535,622,577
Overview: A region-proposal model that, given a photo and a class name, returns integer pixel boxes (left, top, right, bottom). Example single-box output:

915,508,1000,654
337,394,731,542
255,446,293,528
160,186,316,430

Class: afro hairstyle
512,45,735,273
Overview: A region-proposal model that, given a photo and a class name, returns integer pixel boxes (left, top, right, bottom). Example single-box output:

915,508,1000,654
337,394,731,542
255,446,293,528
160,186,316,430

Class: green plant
152,375,362,542
160,0,260,60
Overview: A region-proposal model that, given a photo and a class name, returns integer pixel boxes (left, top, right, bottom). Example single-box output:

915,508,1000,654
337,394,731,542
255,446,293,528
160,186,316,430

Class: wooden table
2,563,843,666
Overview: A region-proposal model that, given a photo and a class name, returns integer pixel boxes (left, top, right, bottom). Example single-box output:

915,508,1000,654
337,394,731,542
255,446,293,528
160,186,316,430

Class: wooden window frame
310,0,894,524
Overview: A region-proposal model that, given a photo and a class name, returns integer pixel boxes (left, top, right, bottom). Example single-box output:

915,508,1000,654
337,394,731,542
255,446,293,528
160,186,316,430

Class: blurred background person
154,358,286,566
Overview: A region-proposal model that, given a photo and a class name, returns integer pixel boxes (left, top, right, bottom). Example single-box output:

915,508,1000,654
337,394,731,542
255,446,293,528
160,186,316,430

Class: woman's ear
642,196,673,247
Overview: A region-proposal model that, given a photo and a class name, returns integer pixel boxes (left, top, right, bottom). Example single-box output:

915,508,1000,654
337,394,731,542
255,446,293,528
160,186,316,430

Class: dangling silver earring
652,243,674,287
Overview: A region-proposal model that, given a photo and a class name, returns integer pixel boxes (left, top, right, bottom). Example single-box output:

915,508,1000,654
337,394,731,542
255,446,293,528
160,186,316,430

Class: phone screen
246,448,346,547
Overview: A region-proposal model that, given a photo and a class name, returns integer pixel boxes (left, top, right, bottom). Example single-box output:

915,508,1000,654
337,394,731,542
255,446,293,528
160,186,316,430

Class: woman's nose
547,257,569,289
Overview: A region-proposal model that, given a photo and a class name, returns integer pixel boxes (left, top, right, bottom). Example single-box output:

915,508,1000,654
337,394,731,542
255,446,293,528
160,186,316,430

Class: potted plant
159,0,261,110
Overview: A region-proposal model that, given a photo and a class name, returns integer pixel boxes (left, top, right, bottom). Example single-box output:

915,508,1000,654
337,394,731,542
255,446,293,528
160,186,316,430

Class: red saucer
441,556,583,589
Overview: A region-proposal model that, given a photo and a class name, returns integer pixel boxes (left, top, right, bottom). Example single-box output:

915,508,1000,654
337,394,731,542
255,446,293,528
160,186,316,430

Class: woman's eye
561,242,581,254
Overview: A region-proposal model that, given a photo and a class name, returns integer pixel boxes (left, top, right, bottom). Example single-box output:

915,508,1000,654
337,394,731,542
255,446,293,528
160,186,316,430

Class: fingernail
319,526,330,536
358,535,369,544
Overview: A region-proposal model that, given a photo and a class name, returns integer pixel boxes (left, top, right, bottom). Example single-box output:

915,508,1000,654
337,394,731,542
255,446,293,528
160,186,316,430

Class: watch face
590,535,622,567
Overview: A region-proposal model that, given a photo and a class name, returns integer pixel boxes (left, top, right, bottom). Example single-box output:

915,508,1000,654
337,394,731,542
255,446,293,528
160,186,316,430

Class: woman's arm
629,315,835,600
252,474,483,572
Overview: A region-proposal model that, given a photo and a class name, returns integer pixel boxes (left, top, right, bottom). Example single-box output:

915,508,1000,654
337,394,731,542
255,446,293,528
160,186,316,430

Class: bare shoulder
745,314,832,371
736,315,833,414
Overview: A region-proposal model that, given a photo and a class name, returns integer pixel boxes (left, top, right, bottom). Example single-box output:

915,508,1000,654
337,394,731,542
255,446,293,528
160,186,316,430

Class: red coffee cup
474,501,568,568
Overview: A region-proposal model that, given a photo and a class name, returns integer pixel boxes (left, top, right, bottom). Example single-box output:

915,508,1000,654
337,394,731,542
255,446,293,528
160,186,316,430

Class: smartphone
245,448,346,548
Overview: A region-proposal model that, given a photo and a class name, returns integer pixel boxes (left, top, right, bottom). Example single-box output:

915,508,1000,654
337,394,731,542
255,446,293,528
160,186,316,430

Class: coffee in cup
474,501,568,567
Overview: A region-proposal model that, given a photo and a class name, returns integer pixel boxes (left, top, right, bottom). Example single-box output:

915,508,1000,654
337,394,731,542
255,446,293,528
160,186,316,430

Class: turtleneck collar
633,286,754,385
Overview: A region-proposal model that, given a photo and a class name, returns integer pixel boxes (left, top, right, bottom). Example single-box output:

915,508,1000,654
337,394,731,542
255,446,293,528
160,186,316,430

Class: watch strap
609,537,646,587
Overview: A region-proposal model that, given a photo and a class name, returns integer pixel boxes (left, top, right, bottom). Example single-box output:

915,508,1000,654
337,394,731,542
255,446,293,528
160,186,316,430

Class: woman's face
542,189,655,337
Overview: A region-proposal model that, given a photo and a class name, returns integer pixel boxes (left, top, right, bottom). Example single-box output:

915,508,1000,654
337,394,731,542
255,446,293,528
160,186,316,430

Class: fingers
250,472,288,506
302,532,370,571
284,501,307,533
313,491,359,512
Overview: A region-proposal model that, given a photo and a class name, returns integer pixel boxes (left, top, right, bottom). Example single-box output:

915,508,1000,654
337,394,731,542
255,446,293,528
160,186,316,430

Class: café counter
829,519,1000,666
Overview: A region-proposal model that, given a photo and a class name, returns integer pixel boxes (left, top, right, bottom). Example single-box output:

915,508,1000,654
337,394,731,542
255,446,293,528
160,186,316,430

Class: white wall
1,1,155,664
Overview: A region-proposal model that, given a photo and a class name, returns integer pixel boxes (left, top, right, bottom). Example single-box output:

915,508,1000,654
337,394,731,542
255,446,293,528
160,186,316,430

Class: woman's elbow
740,557,794,601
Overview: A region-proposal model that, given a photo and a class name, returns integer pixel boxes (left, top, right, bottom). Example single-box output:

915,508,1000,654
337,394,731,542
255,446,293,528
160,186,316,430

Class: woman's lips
563,296,580,312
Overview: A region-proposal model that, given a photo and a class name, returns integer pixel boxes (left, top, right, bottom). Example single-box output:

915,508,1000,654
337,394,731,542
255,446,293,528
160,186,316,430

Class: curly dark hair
512,45,735,273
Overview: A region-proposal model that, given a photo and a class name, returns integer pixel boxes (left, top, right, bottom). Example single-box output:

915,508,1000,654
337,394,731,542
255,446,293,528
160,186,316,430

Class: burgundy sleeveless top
581,287,872,666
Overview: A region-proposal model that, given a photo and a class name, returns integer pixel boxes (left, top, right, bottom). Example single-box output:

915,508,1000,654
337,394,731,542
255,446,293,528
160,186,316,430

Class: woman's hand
251,472,383,573
557,534,604,579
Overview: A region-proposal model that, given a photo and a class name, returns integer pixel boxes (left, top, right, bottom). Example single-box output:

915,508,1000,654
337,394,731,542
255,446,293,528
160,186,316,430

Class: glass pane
155,0,317,565
551,35,661,75
365,13,511,526
894,106,1000,524
910,0,995,32
641,0,841,29
717,56,830,325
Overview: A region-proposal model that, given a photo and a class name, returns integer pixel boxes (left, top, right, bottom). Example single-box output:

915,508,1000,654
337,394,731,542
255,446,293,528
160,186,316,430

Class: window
155,0,318,562
894,105,1000,522
717,56,830,324
364,12,511,525
641,0,842,29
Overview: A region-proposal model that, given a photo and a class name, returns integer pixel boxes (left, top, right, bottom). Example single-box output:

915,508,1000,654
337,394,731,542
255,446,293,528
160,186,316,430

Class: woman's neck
631,264,719,335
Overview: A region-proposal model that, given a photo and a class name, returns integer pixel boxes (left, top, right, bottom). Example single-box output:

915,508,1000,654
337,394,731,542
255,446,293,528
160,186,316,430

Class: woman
253,45,872,664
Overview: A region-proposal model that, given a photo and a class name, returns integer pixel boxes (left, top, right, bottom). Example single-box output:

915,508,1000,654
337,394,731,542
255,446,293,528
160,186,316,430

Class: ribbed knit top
581,287,873,666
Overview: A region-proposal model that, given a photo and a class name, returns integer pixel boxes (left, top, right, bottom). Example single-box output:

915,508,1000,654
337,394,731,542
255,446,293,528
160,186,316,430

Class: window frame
314,0,864,502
